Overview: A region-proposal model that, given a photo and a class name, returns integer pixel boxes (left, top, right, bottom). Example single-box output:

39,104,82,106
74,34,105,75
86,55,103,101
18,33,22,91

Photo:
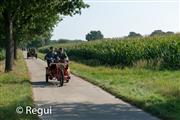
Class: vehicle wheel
59,70,64,87
27,53,30,59
46,75,49,83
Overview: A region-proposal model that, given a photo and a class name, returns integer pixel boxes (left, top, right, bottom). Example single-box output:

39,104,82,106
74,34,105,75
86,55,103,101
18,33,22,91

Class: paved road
25,53,160,120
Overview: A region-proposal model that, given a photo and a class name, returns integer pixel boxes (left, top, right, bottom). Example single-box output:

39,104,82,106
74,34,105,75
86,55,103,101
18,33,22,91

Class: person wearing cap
44,47,55,67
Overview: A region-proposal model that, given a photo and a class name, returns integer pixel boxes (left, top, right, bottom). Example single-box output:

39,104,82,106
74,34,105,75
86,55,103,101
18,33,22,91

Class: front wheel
59,70,64,87
46,75,49,83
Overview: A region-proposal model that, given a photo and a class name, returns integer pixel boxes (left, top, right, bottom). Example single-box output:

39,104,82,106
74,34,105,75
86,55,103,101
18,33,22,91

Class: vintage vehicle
45,58,70,87
27,48,37,59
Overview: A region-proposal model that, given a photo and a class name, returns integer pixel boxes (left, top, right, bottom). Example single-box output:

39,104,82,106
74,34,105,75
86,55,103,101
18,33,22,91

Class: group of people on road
45,47,69,67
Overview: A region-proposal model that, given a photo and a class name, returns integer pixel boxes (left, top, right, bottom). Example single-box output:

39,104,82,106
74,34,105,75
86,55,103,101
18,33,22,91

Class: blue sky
51,0,179,40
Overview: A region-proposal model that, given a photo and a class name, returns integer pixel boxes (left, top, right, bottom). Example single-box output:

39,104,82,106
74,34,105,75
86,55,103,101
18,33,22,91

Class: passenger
44,47,55,67
54,48,58,55
55,48,69,62
56,48,70,79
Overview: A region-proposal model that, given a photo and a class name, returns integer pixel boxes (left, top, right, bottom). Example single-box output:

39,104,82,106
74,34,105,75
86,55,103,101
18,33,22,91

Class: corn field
39,34,180,69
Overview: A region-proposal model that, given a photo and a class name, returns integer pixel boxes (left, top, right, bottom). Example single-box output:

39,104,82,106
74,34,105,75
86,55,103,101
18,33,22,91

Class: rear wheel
46,75,49,83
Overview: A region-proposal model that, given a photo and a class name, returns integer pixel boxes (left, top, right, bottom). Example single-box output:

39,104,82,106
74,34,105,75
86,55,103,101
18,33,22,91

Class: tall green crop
39,34,180,69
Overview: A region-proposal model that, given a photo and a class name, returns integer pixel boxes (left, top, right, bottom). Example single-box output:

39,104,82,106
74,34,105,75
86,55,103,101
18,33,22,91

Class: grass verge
0,51,38,120
38,52,44,60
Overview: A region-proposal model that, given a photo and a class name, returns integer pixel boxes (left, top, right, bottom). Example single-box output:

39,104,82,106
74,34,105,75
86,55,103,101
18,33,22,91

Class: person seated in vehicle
44,47,55,67
55,47,69,63
55,47,70,79
54,48,58,56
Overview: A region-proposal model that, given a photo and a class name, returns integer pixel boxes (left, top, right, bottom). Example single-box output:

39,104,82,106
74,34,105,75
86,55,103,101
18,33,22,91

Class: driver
44,47,55,67
55,47,70,79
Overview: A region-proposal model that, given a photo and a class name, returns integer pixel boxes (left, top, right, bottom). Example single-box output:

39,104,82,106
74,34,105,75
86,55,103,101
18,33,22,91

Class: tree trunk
14,36,17,60
3,10,14,72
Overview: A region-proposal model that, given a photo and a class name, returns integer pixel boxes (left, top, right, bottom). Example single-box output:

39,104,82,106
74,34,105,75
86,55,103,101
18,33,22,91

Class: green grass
38,52,44,60
0,51,38,120
70,61,180,120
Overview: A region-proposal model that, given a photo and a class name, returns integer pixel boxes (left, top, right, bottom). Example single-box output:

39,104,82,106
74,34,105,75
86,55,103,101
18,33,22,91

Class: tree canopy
150,30,174,36
127,32,142,37
86,30,104,41
150,30,165,36
0,0,89,72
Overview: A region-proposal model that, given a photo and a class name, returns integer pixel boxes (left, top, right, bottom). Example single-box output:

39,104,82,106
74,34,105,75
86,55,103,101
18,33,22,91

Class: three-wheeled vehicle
27,48,37,59
45,58,70,87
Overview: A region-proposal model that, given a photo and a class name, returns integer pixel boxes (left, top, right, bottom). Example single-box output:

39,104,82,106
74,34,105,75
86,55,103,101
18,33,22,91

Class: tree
86,30,104,41
0,0,88,72
150,30,165,36
128,32,142,37
0,14,5,48
166,31,174,35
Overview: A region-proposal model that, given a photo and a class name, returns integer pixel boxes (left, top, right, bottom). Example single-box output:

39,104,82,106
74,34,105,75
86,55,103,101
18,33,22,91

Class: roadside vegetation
39,34,180,120
38,52,44,60
0,51,37,120
39,34,180,70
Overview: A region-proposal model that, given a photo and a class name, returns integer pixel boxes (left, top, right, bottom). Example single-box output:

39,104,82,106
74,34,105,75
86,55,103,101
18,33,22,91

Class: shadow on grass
34,101,158,120
144,99,180,120
0,96,38,120
70,57,179,71
70,57,103,67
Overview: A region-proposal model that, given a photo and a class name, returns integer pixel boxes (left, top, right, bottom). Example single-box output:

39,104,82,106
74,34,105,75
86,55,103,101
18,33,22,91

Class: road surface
25,53,160,120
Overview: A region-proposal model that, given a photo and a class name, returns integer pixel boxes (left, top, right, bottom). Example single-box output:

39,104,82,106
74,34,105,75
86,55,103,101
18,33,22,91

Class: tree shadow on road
35,101,158,120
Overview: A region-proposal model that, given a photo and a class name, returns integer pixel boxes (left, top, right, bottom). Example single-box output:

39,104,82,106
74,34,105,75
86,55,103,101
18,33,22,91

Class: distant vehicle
27,48,37,59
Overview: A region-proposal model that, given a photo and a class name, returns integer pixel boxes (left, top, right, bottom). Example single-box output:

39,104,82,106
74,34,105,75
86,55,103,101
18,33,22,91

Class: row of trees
85,30,175,41
128,30,174,37
0,0,88,72
49,39,84,45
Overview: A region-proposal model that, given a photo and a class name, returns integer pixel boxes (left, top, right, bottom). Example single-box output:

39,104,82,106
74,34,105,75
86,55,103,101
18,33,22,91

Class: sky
51,0,179,40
